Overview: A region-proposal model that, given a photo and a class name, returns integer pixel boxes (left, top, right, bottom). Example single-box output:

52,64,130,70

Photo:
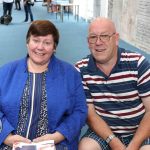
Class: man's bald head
89,17,116,34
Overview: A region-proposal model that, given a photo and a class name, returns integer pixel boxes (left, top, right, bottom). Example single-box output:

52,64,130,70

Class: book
12,140,55,150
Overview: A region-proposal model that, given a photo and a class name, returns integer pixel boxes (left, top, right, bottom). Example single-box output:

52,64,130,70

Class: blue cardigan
0,55,87,150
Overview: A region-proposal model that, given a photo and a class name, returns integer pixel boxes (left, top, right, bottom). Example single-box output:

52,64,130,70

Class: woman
0,20,87,150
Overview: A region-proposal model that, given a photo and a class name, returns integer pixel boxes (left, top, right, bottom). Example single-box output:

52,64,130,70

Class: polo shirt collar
87,54,98,72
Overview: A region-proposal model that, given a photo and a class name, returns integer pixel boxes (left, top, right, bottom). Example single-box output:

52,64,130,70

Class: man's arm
127,96,150,150
87,103,126,150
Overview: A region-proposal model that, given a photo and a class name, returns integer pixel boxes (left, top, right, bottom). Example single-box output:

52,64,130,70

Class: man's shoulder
119,47,144,60
75,55,91,70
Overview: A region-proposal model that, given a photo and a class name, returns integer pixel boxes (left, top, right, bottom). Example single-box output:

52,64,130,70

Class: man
75,17,150,150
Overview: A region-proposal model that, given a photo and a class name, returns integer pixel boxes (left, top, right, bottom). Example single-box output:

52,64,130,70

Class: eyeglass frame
88,32,116,44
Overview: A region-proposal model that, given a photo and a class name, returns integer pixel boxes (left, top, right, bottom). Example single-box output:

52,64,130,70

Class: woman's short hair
26,20,59,48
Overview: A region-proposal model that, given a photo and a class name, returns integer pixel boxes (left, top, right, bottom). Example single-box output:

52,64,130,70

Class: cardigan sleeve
0,112,14,145
55,71,88,143
0,64,15,145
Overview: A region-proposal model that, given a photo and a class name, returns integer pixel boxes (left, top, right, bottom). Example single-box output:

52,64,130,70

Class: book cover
13,140,55,150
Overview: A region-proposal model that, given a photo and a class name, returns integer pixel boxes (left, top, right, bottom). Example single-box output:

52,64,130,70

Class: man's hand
109,137,126,150
125,141,139,150
4,133,31,147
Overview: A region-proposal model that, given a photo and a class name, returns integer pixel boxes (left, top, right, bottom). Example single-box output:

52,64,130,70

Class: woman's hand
33,132,65,144
4,133,31,147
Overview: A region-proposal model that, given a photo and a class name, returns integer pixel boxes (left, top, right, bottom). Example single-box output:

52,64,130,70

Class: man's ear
115,33,119,46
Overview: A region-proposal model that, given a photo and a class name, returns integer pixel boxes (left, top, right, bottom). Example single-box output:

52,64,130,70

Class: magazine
12,140,55,150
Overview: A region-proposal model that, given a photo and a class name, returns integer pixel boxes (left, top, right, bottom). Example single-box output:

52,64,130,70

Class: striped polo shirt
75,47,150,136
